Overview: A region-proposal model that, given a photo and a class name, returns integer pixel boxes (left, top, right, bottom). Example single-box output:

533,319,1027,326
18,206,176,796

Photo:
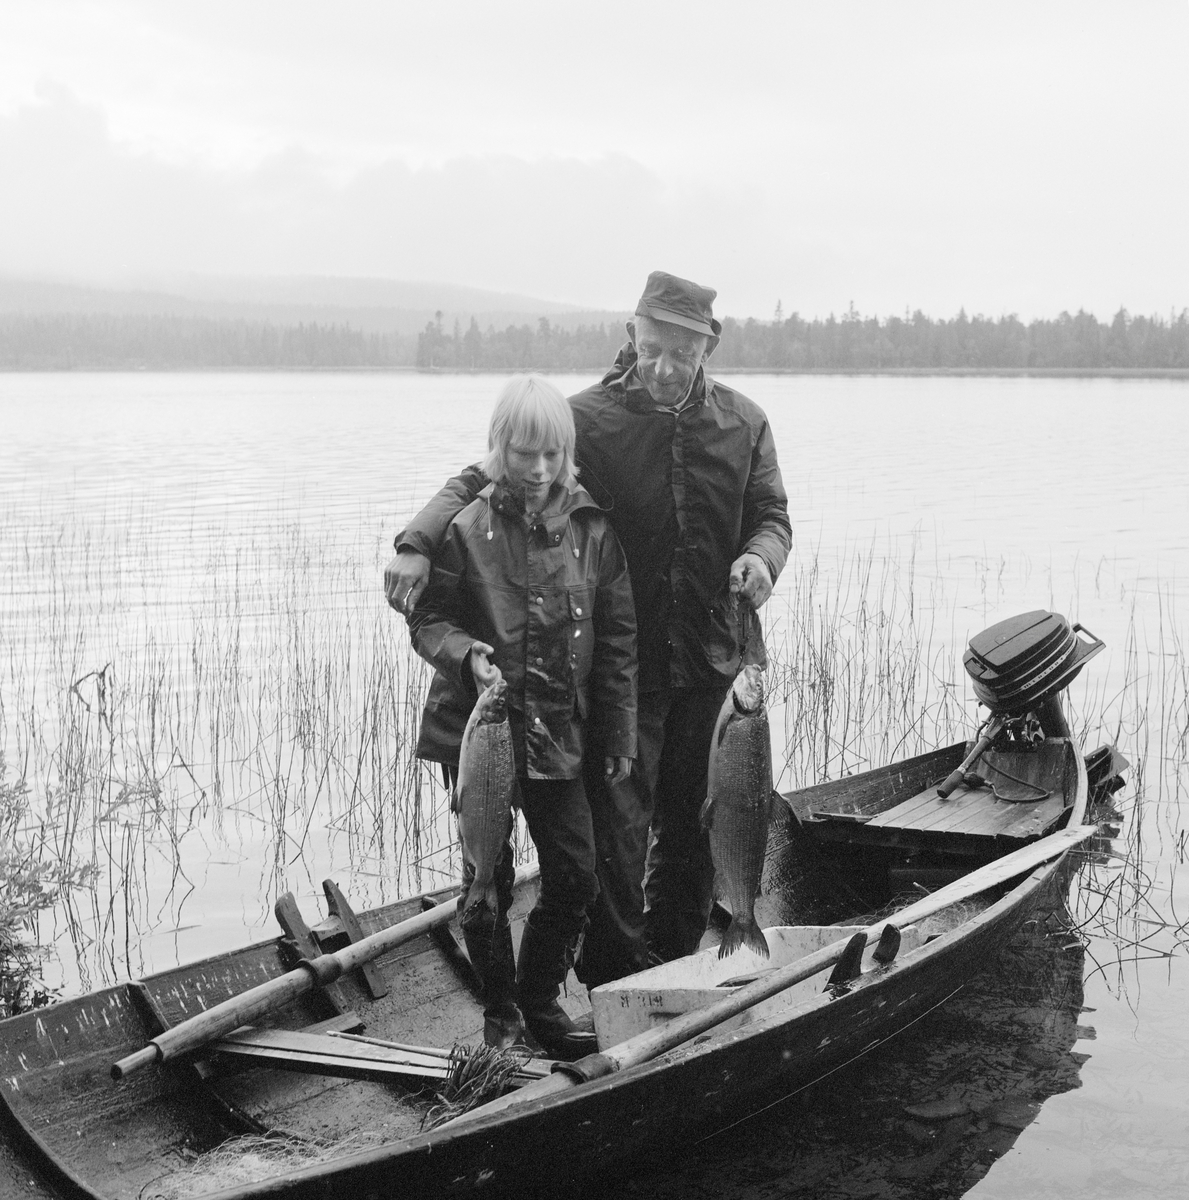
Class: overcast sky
2,1,1186,319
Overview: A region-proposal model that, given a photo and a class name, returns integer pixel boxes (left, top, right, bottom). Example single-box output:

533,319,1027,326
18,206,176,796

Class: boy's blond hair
483,374,578,488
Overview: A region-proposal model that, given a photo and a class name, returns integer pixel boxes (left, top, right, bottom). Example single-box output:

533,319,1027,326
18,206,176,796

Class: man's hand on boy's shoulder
385,549,431,614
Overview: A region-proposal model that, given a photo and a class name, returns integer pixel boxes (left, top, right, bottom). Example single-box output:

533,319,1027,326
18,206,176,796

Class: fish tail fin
744,922,771,959
718,917,770,960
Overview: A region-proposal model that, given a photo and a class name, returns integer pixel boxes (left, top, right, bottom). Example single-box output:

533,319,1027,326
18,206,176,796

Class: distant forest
0,314,414,369
418,307,1189,371
2,307,1188,371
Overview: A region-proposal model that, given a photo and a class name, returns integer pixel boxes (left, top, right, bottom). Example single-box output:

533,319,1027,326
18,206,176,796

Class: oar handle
937,716,1005,799
112,961,333,1079
112,1045,159,1078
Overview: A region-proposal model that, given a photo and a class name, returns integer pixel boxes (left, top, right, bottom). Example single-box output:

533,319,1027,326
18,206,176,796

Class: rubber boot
461,906,525,1050
517,920,598,1062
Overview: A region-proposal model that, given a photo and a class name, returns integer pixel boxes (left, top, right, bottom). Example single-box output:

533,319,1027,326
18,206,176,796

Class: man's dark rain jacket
398,343,792,693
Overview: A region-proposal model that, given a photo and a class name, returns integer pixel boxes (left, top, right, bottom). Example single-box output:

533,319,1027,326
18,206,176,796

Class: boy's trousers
459,775,600,953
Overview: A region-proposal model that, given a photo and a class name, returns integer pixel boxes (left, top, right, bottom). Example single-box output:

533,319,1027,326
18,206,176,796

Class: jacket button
535,657,544,666
535,596,544,605
574,629,581,639
534,716,542,726
574,606,583,616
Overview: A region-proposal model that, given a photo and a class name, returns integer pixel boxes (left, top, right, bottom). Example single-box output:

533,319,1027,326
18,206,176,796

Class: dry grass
420,1041,537,1129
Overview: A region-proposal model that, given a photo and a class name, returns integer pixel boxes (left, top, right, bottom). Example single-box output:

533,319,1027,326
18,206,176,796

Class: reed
1064,580,1189,987
768,534,967,789
1,496,1184,999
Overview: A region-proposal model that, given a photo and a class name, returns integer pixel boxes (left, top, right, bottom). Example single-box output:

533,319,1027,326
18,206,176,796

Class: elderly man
387,270,791,984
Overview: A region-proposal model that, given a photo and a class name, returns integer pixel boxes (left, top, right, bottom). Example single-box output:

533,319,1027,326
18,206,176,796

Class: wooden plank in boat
210,1028,456,1080
864,747,1068,841
209,1027,552,1085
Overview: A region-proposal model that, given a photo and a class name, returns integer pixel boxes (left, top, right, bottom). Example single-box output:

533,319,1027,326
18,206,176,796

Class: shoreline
2,365,1189,378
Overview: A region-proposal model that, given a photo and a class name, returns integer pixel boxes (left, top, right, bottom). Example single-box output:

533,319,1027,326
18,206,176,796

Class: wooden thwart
323,879,389,999
274,891,348,1015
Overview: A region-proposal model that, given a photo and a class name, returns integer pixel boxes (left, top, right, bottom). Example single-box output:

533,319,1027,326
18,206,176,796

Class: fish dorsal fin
715,706,737,751
699,792,716,831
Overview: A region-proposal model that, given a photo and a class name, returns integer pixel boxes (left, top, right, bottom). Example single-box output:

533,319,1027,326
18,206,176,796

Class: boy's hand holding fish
470,642,502,689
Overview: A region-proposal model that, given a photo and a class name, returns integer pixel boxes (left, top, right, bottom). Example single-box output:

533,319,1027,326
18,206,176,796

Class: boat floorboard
808,743,1073,852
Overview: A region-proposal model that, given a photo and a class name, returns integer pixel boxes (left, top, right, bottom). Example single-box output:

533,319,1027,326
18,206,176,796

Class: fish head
473,677,509,724
731,663,765,714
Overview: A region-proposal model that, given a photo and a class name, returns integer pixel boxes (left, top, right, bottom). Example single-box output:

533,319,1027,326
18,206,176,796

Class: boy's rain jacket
407,480,637,778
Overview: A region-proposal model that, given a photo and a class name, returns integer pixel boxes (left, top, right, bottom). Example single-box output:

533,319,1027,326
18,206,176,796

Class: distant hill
0,274,631,337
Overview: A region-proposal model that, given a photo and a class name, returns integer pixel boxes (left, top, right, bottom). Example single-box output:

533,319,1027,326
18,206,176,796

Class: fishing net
140,1130,392,1199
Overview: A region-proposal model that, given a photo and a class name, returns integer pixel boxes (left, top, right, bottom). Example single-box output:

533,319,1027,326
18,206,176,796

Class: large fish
455,678,517,917
701,663,774,959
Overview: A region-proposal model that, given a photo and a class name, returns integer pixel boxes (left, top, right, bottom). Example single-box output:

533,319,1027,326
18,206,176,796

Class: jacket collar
483,479,601,525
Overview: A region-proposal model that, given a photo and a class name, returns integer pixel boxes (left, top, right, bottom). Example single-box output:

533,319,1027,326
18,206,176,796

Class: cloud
2,77,1187,321
0,87,708,308
0,87,817,313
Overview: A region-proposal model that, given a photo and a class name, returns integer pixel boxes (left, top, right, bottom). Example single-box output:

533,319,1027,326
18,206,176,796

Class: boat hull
0,741,1089,1199
188,872,1061,1199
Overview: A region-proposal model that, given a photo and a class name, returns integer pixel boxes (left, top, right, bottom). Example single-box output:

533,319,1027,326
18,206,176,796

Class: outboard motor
936,610,1105,799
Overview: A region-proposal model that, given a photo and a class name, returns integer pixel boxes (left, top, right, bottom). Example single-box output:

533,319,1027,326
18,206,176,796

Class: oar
111,863,541,1080
442,824,1096,1127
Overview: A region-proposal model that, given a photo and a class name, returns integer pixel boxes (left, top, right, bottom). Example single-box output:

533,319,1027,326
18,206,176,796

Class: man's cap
634,270,722,338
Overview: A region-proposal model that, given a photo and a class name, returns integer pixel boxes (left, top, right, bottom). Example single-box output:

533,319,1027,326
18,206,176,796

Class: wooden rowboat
0,717,1123,1199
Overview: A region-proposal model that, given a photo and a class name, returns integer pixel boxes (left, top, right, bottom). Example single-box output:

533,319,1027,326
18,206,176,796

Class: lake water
1,371,1186,1198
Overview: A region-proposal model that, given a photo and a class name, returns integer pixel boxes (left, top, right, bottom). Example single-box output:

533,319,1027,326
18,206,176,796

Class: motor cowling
963,610,1104,717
